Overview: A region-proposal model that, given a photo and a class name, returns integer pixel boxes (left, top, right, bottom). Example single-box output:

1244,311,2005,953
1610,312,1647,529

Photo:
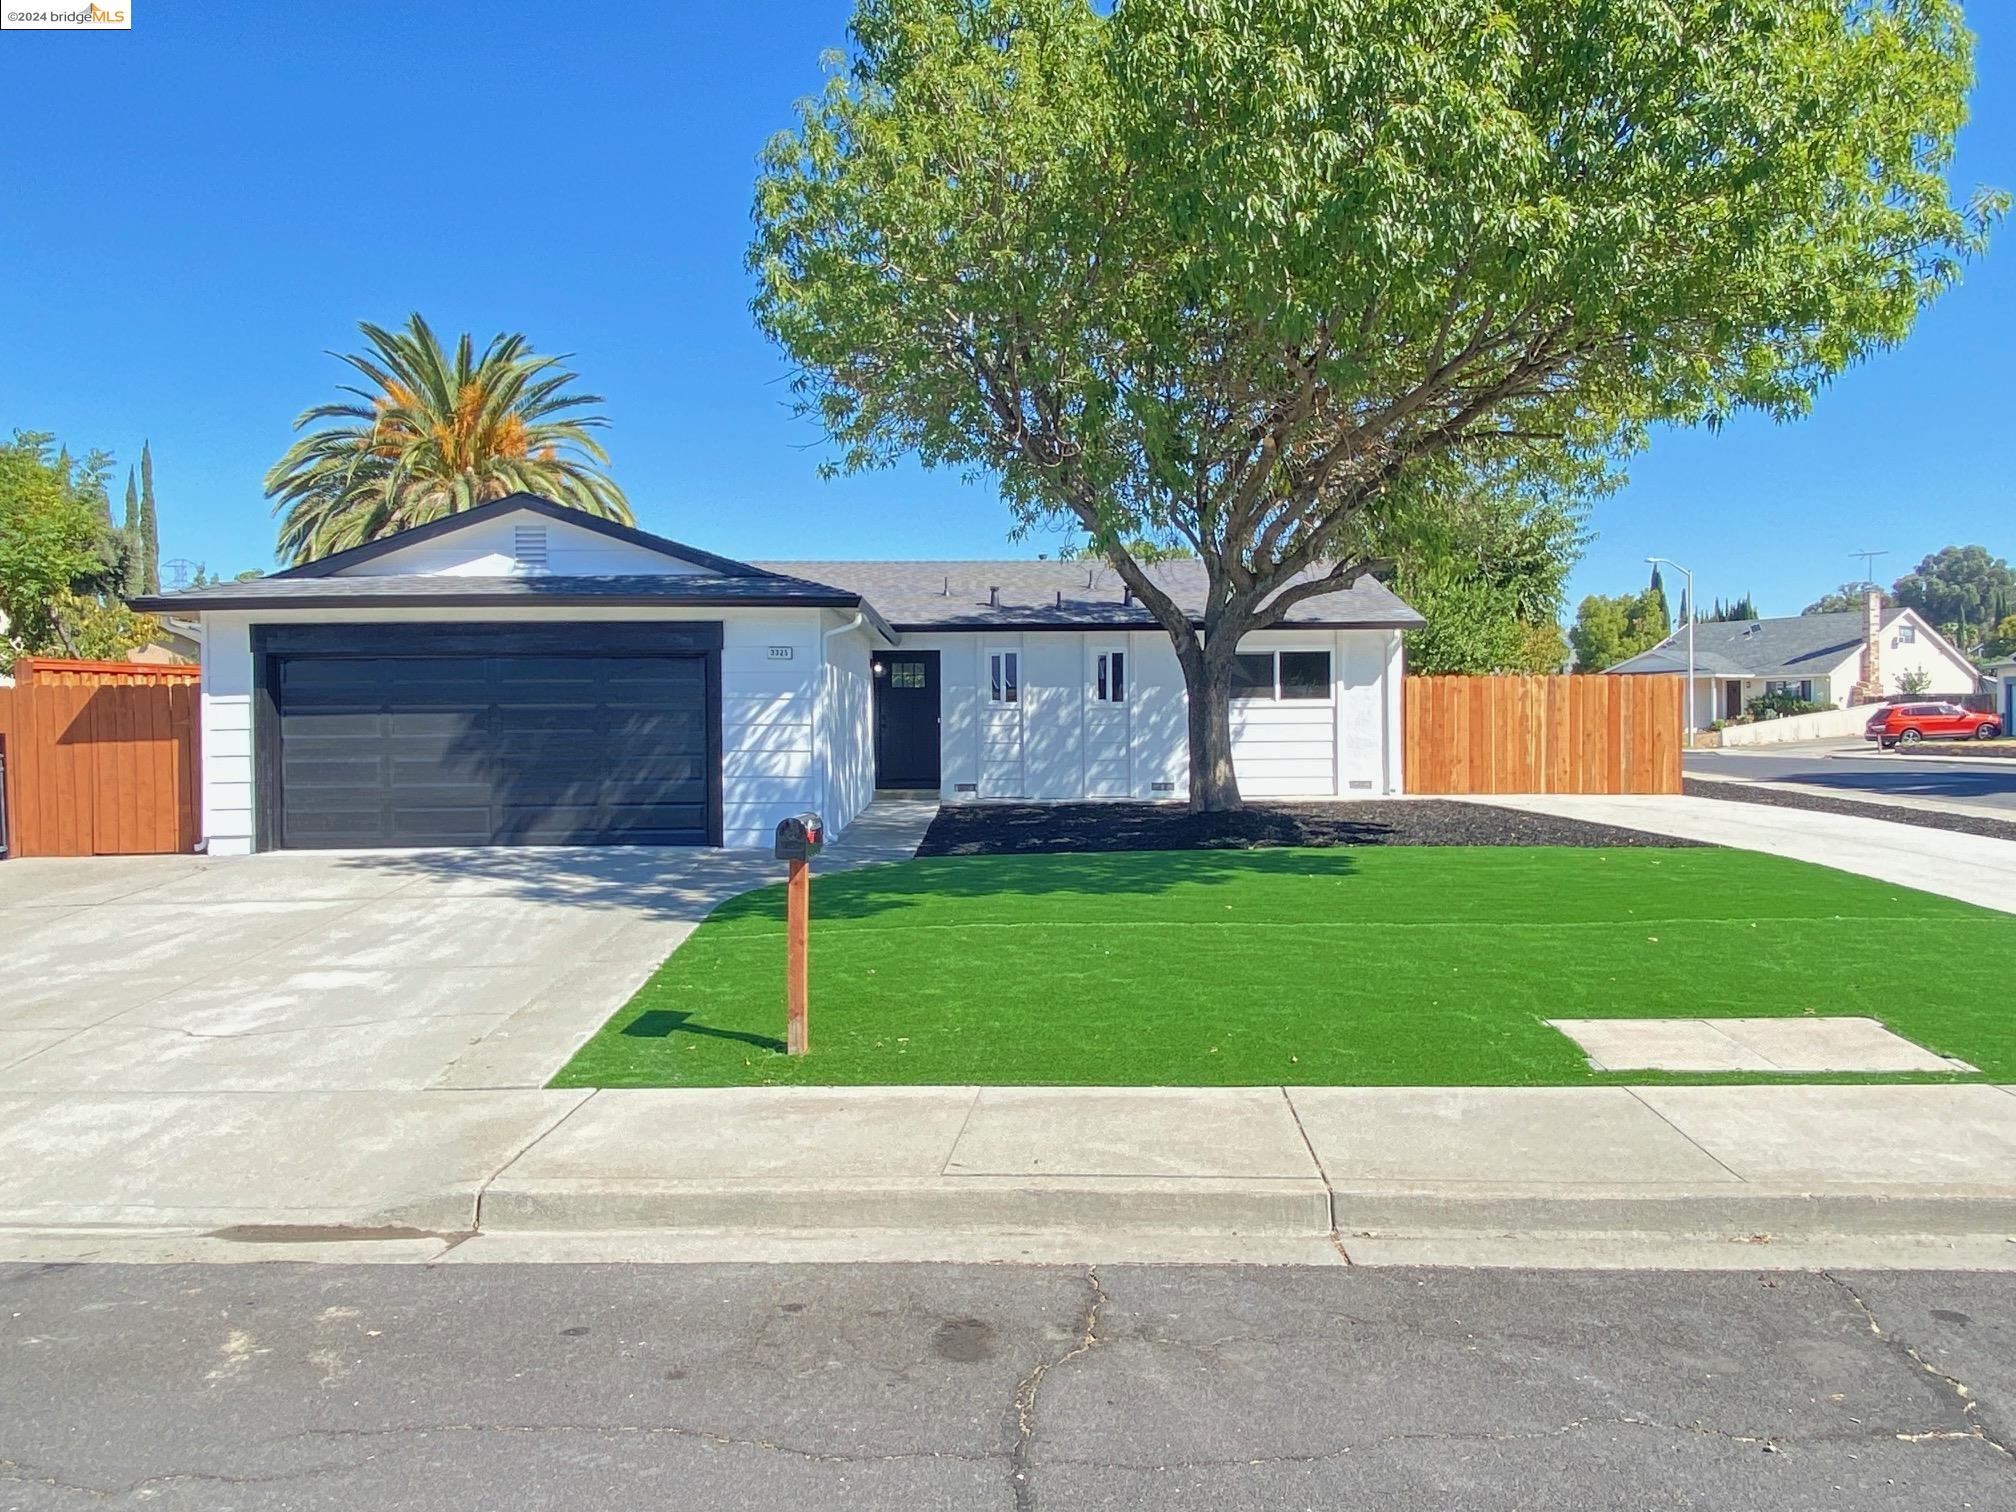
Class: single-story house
136,494,1420,854
1603,589,1979,724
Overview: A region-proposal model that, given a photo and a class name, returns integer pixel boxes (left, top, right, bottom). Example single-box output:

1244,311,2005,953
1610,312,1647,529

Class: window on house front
1094,650,1126,703
1230,650,1334,701
1279,651,1332,699
1231,653,1276,699
1896,624,1917,644
988,650,1019,705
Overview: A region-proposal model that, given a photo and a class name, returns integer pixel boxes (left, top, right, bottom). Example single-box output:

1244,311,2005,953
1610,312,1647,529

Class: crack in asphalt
1009,1266,1106,1511
1823,1272,2015,1464
11,1269,2015,1499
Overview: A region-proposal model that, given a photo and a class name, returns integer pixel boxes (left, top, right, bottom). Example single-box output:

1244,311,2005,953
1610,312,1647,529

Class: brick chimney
1850,588,1885,703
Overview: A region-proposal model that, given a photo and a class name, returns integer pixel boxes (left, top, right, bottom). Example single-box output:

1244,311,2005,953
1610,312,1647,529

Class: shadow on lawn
623,1008,784,1053
706,846,1365,925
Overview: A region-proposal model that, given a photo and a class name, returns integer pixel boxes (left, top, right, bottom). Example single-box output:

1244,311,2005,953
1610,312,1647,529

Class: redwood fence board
1404,674,1683,796
0,660,201,858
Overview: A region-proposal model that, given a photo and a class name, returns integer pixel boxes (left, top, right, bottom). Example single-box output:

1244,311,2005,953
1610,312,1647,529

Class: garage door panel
275,647,716,849
279,710,384,739
283,758,387,789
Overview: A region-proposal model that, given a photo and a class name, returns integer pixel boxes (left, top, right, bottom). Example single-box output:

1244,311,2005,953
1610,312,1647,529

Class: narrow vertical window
989,650,1019,705
1093,651,1127,703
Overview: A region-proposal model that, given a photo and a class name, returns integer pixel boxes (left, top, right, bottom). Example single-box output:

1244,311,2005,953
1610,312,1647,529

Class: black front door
875,651,941,789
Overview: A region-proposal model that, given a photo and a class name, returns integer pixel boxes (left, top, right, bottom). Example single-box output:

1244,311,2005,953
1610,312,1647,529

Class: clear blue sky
2,2,2009,615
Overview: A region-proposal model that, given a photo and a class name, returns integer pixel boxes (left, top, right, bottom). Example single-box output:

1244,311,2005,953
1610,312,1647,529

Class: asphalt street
1686,744,2016,815
2,1261,2011,1510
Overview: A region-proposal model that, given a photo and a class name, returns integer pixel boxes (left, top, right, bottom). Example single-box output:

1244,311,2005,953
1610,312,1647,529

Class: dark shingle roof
750,559,1423,631
1607,610,1882,679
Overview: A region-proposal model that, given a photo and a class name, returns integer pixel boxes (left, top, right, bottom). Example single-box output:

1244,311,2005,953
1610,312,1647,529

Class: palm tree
266,313,632,564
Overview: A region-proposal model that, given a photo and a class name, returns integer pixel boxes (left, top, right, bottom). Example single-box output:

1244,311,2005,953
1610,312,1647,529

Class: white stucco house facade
136,495,1420,855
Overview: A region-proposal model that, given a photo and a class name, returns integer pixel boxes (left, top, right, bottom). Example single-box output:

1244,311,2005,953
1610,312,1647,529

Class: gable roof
133,494,1420,637
272,493,782,580
752,558,1424,631
1606,608,1955,681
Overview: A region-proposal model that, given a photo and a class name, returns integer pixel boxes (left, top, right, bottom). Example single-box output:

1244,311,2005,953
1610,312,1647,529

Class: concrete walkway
4,1083,2014,1265
1474,793,2016,914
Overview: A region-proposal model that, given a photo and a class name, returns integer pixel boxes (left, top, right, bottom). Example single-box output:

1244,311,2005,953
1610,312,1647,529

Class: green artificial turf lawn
550,846,2016,1088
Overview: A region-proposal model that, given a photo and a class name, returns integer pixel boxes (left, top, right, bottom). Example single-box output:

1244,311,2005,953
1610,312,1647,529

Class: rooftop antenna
1851,549,1888,587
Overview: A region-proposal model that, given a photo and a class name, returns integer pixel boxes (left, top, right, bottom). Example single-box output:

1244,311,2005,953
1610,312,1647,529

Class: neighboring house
1990,655,2016,733
1603,589,1978,724
135,494,1420,854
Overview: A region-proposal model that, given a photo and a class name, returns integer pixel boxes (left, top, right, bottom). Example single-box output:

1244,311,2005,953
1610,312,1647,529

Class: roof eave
130,590,865,613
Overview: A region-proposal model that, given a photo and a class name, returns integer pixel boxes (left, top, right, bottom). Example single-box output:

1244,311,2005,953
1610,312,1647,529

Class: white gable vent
512,524,549,575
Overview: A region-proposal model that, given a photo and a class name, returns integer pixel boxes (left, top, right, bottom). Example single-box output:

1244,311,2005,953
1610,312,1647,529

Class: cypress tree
139,440,160,595
122,465,145,597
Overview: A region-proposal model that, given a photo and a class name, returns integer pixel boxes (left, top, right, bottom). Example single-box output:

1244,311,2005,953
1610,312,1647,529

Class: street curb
475,1177,2016,1243
1827,749,2016,767
479,1176,1337,1237
1333,1186,2016,1241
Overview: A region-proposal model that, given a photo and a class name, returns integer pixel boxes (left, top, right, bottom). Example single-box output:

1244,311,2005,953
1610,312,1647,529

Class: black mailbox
775,812,825,862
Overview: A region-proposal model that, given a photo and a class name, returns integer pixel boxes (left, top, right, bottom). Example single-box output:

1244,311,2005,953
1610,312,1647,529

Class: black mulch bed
914,799,1705,857
1684,777,2016,845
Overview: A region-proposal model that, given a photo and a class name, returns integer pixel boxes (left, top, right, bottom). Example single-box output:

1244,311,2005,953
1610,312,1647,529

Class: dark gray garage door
274,653,713,848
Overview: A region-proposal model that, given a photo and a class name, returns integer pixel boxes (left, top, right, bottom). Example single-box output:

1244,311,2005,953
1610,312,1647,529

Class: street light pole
1648,556,1696,744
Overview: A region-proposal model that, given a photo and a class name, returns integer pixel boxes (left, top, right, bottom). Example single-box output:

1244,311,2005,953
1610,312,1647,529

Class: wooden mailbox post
774,813,825,1055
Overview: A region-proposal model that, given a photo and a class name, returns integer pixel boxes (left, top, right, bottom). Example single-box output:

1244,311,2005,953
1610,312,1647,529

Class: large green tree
1568,589,1669,672
1804,581,1886,614
1382,483,1587,673
751,0,1997,808
1892,544,2015,640
265,312,633,566
0,432,155,672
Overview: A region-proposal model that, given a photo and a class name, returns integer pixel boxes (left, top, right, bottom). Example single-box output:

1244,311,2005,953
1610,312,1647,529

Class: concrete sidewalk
5,1083,2015,1265
1475,793,2016,913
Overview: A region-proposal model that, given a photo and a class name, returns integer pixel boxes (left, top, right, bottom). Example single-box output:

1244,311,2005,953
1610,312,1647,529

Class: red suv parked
1865,702,2002,748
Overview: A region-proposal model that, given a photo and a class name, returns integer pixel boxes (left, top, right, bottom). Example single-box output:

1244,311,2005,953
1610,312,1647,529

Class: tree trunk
1180,641,1242,812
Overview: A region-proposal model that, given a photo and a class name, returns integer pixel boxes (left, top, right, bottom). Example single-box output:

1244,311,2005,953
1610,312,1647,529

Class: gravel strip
1683,777,2016,844
915,799,1707,856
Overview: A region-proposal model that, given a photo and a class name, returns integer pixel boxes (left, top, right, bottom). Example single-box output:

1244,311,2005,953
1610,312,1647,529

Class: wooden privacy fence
0,659,201,858
1404,674,1683,795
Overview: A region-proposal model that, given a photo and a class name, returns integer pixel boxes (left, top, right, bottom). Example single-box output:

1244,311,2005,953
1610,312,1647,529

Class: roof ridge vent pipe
942,575,950,596
1055,589,1063,608
989,586,1000,607
1122,585,1134,607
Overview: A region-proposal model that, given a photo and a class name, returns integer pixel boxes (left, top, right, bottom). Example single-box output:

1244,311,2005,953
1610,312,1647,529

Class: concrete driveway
0,802,937,1096
0,847,781,1093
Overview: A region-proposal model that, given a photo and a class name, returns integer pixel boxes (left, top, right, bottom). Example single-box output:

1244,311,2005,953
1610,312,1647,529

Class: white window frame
1896,623,1917,645
986,647,1021,707
1089,642,1128,705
